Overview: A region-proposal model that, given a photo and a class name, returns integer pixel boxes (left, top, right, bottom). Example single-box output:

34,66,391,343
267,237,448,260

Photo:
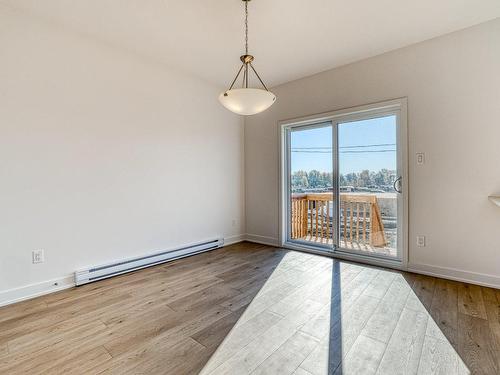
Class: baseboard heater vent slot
75,238,223,286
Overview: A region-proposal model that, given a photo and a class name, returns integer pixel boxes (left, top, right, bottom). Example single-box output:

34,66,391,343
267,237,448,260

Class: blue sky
290,115,397,174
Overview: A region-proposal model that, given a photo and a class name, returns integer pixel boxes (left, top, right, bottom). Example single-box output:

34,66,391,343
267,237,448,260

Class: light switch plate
416,152,425,165
416,236,426,247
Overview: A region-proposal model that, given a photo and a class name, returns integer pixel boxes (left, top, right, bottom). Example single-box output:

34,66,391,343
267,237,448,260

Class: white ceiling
4,0,500,88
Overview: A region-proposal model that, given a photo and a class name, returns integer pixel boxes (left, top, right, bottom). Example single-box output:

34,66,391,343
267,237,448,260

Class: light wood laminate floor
0,242,499,374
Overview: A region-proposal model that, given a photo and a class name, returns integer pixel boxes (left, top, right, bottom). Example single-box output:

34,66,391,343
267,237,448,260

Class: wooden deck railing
291,193,387,247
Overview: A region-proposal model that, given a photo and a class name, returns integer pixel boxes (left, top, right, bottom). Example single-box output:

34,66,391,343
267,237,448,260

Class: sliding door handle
393,176,402,193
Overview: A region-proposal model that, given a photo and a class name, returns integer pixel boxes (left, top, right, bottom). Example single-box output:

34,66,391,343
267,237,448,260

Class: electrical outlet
32,249,45,264
416,152,425,165
416,236,426,247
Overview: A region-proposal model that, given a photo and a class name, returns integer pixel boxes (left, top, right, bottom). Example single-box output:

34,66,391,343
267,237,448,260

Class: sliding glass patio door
286,122,335,251
282,100,407,265
337,114,401,261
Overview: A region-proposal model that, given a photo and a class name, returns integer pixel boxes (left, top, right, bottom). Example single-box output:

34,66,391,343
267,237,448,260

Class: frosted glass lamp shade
218,88,276,116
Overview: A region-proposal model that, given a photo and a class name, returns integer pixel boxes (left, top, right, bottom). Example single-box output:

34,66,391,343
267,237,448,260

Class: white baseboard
0,236,245,308
245,234,280,247
3,239,497,308
0,275,75,308
407,263,500,289
224,234,246,246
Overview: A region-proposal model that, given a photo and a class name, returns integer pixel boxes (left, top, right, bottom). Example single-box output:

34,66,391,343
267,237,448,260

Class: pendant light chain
245,0,249,55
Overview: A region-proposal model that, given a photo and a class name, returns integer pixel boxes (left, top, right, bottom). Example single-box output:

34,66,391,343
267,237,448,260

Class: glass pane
338,115,398,258
289,123,334,249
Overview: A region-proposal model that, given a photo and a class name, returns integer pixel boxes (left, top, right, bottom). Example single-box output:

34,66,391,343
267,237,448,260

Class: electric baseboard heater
74,238,224,286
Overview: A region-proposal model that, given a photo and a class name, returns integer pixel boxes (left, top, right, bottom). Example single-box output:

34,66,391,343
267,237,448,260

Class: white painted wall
245,19,500,286
0,7,244,304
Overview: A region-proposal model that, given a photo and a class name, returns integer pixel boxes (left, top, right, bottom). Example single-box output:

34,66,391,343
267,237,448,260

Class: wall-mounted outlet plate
32,249,44,264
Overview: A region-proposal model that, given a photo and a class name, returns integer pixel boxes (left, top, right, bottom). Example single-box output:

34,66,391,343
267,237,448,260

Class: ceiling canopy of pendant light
219,0,276,116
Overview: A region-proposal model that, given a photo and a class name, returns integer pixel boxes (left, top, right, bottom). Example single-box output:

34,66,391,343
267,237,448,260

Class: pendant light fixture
219,0,276,116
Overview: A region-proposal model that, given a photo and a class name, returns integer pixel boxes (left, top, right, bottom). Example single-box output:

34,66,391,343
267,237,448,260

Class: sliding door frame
279,98,408,270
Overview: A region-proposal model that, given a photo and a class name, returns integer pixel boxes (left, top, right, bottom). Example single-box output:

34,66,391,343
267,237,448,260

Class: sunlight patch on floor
200,252,470,375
